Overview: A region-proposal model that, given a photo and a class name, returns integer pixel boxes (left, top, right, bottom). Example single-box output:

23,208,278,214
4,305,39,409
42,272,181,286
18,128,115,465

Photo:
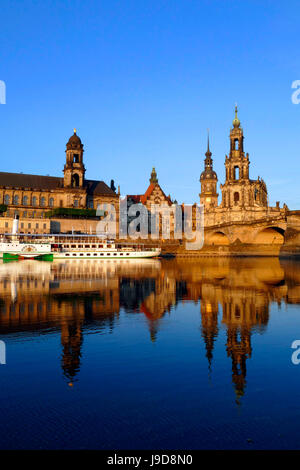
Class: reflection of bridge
0,258,299,397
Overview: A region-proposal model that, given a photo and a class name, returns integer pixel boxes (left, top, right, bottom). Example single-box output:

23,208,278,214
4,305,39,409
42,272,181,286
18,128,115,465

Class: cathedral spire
205,130,212,159
200,134,218,210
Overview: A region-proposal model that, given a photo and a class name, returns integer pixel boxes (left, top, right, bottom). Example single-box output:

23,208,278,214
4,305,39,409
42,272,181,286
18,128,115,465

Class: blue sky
0,0,299,207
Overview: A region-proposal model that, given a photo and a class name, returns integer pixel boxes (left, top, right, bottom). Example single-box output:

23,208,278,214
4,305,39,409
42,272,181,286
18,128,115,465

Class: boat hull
53,250,161,259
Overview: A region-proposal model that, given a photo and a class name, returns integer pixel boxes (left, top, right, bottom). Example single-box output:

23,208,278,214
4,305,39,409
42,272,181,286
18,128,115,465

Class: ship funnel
12,214,19,235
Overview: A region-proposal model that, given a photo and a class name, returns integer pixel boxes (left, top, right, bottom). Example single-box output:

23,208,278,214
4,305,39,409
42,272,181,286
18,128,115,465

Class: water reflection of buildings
0,257,297,397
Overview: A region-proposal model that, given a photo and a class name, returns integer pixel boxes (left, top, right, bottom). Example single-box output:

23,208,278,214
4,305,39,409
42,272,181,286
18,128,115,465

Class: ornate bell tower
64,129,85,188
220,106,268,210
200,134,218,211
225,105,249,184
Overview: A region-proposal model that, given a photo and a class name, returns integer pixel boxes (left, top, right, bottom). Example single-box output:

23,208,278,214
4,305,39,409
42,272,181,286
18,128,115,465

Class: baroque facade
200,107,287,227
0,130,119,234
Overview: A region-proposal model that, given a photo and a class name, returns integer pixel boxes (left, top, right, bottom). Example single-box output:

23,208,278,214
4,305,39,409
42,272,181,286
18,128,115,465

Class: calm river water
0,257,300,449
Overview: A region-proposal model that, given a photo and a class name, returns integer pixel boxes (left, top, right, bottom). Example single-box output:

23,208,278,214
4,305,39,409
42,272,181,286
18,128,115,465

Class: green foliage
0,204,7,213
45,207,99,219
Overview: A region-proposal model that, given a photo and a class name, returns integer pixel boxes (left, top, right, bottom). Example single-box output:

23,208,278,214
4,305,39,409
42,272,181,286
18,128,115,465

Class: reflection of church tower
61,321,83,385
226,326,252,402
63,129,86,188
200,134,218,211
200,300,219,370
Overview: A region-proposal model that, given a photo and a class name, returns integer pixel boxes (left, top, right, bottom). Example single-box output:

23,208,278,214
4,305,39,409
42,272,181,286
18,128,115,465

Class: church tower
200,134,218,211
220,106,268,209
63,129,86,188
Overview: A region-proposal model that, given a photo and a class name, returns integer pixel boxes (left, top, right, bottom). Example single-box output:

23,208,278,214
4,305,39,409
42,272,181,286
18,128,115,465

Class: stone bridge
198,210,300,257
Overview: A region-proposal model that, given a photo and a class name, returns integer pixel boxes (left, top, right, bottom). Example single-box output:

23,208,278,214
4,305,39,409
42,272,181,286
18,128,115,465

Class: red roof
128,183,172,206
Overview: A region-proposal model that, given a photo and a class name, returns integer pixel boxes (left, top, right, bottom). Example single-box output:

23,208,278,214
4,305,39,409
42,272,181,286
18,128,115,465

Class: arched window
4,195,10,205
234,139,239,150
234,192,240,204
23,195,28,205
72,173,80,188
13,195,19,205
32,196,37,206
234,166,239,180
49,197,54,207
40,197,46,207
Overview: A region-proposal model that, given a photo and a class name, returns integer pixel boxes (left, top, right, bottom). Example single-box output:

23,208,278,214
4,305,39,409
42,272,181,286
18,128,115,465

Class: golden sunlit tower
200,132,218,211
220,105,268,209
63,129,86,188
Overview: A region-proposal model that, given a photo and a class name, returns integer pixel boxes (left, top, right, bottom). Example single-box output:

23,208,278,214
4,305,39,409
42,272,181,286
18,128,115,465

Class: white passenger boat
0,216,52,261
50,236,161,259
0,216,161,261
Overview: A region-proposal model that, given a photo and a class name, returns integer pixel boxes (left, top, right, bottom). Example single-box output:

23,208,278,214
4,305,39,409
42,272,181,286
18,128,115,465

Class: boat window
80,254,83,256
85,245,90,248
114,253,117,256
93,254,97,256
72,254,76,256
107,245,111,248
71,245,76,248
92,245,96,248
126,253,130,256
120,253,123,256
100,253,104,256
87,253,91,256
66,254,70,257
78,245,83,248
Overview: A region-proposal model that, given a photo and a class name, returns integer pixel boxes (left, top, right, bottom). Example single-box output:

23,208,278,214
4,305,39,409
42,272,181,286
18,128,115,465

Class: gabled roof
128,183,172,206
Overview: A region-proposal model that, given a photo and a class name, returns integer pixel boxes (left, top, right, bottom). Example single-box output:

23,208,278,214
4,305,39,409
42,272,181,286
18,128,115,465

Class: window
28,223,31,229
74,199,79,208
13,195,19,205
88,200,94,209
36,223,39,229
234,166,239,180
4,195,10,205
40,197,46,207
234,139,239,150
32,196,37,206
49,197,54,207
234,192,240,204
72,173,80,188
23,211,27,218
73,154,79,163
23,196,28,205
5,222,8,228
43,224,46,229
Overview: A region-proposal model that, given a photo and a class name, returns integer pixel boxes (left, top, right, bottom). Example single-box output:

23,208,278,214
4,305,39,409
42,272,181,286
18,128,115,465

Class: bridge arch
207,231,230,246
253,226,285,245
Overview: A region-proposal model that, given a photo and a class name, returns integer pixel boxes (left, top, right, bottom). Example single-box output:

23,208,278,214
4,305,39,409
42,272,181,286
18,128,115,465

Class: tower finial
232,103,240,128
74,128,77,134
207,128,210,152
205,130,212,159
150,167,158,184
